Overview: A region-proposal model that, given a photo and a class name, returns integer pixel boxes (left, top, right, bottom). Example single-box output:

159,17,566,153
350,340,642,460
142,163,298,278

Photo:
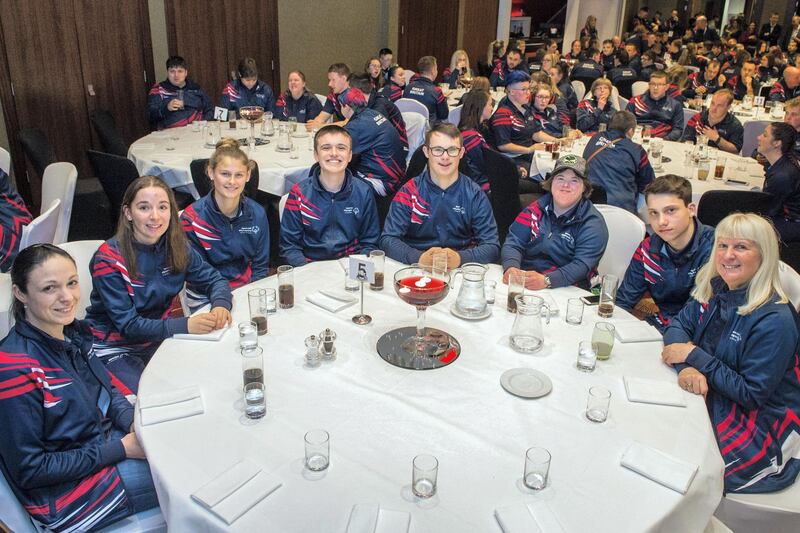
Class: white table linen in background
135,260,723,532
129,125,315,197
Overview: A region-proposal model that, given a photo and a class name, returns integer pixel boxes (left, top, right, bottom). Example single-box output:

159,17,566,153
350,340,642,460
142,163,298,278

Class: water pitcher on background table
451,263,488,316
510,294,550,353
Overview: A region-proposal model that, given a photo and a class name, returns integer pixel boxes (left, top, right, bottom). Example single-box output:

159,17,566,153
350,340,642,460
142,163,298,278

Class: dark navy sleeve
147,83,169,127
490,108,515,148
322,93,336,115
636,146,656,193
686,307,798,410
726,119,744,152
443,68,459,89
576,100,600,132
434,87,449,120
616,239,648,312
380,185,424,264
251,203,270,282
279,184,310,267
666,103,684,141
764,166,796,218
663,297,702,373
681,114,700,143
183,246,233,310
458,187,500,264
358,190,381,255
306,94,323,122
500,207,534,271
219,82,235,113
547,212,608,288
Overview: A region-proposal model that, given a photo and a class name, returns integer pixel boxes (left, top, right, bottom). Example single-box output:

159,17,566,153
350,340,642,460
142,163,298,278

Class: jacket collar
13,318,92,357
207,191,247,221
539,193,588,224
309,164,355,198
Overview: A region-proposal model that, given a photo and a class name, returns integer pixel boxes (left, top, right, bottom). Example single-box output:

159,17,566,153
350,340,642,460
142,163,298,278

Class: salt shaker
304,335,321,367
318,328,337,361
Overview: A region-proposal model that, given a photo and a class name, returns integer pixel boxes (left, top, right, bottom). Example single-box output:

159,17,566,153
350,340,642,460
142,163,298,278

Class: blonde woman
666,64,688,103
662,213,800,493
443,49,473,89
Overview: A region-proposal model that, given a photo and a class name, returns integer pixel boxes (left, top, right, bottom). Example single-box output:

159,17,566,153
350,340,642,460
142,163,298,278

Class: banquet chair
696,190,774,227
41,162,78,244
482,146,522,244
570,76,596,95
683,107,696,130
447,105,462,126
595,204,646,281
87,150,140,225
0,272,11,339
631,81,649,97
714,481,800,533
617,95,629,111
90,109,129,157
314,93,328,109
610,85,622,110
402,111,428,165
58,240,103,319
279,193,288,220
396,98,429,121
740,120,770,157
778,260,800,311
19,199,61,250
570,80,586,102
704,516,733,533
0,146,10,175
403,70,416,85
18,128,56,185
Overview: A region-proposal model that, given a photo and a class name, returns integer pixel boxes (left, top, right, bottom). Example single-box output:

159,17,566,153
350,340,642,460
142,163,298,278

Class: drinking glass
165,135,178,151
264,287,277,314
238,321,258,351
592,322,615,360
507,271,526,313
714,157,727,180
288,116,298,133
344,267,360,291
244,382,266,419
289,142,299,159
277,265,294,309
586,386,611,423
598,123,607,132
412,454,438,498
304,429,330,471
565,297,584,325
597,274,618,318
523,447,551,490
697,160,710,181
431,250,448,275
176,89,184,107
248,288,268,335
576,340,596,372
242,346,264,389
484,280,496,304
369,250,385,290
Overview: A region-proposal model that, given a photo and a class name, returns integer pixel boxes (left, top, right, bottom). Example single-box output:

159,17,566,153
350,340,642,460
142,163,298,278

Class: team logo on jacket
343,207,360,216
729,331,742,343
452,205,466,215
560,232,574,245
239,226,260,234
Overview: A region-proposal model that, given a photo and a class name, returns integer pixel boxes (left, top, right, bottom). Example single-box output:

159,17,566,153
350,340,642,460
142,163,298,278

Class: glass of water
523,447,551,490
244,382,266,419
586,386,611,423
238,321,258,351
576,340,597,372
304,429,330,471
412,454,438,498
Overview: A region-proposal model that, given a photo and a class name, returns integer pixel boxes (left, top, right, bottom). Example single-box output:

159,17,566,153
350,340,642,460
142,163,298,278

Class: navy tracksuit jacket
344,107,406,196
219,79,276,119
147,79,213,129
404,75,449,121
681,110,744,152
0,169,32,272
626,92,684,140
274,90,323,123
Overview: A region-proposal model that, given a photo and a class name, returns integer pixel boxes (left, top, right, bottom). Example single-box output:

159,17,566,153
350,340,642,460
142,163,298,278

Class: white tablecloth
129,125,315,197
135,260,723,532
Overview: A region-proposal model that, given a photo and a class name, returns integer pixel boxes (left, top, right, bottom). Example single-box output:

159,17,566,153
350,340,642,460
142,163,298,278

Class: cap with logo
551,153,587,179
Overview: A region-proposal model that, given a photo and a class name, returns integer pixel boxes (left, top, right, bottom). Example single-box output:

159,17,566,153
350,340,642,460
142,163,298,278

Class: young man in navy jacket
381,122,499,268
681,89,743,154
147,56,213,130
626,70,684,140
310,63,351,127
490,49,527,88
617,175,714,331
404,56,449,122
349,74,408,154
219,57,276,119
583,110,655,213
280,125,380,266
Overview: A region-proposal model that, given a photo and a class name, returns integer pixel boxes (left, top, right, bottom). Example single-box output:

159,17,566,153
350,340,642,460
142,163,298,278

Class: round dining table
128,124,315,198
134,259,724,532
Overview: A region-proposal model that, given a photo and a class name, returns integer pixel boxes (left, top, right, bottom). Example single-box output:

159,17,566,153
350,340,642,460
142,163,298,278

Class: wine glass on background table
239,106,265,151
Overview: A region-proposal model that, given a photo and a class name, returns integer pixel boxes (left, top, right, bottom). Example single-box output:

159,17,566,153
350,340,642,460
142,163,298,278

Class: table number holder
349,256,374,325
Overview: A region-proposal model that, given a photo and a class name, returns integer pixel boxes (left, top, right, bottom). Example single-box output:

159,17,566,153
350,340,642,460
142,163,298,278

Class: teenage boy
681,89,743,154
280,125,380,266
148,56,213,129
310,63,351,127
380,123,499,268
616,175,714,331
626,70,684,140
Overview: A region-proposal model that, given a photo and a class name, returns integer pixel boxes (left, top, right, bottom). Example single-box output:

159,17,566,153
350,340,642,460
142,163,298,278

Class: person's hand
502,267,525,284
523,270,547,290
121,432,146,459
743,75,753,87
188,312,218,334
209,306,232,329
442,248,461,270
418,247,443,268
695,85,707,95
167,99,183,111
755,153,768,166
677,367,708,396
661,342,695,366
702,126,721,142
519,165,528,178
597,96,608,109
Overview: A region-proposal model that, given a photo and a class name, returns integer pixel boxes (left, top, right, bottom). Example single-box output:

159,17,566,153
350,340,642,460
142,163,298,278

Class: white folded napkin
614,320,663,343
139,386,204,426
174,325,229,342
306,291,357,313
495,501,565,533
345,503,411,533
192,460,282,525
624,376,687,407
620,441,698,494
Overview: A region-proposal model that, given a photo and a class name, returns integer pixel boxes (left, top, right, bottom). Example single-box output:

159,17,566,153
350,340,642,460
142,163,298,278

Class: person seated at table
0,244,159,532
281,125,380,266
769,66,800,102
759,122,800,243
607,49,640,90
219,57,275,120
531,72,570,125
180,139,269,311
84,176,232,394
531,83,582,140
708,41,728,64
576,78,616,133
583,110,655,213
626,70,684,140
340,88,406,197
364,57,384,91
726,58,760,100
691,15,720,43
457,89,494,192
489,48,526,88
783,97,800,153
549,63,578,110
617,175,714,331
147,55,212,130
349,74,408,154
501,154,608,290
0,168,32,273
381,65,406,102
600,39,616,70
683,60,726,99
662,213,800,493
637,51,659,81
443,49,473,89
380,122,499,268
569,48,604,85
274,70,323,123
681,89,743,154
665,64,688,104
404,56,449,122
625,43,643,75
309,63,351,128
564,39,584,62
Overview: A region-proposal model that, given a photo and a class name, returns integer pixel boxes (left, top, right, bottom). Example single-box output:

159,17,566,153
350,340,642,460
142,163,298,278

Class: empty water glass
576,340,596,372
586,386,611,423
344,267,360,291
523,447,551,490
412,454,438,498
484,280,496,304
264,288,277,314
304,429,330,471
565,297,584,325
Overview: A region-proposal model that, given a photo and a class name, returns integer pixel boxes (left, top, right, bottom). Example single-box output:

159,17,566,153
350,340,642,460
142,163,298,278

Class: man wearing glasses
626,71,684,140
489,70,553,162
380,123,499,269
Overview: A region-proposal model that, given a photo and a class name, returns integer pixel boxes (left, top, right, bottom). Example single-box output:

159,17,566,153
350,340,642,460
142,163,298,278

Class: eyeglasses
427,146,462,157
552,176,582,188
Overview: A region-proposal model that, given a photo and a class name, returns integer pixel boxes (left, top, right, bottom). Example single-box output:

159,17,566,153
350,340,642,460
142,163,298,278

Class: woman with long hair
662,213,800,493
760,123,800,242
364,57,384,90
580,15,598,40
180,139,269,311
380,65,406,102
443,49,473,89
274,69,323,123
457,90,494,192
666,64,689,103
85,176,232,394
0,245,159,531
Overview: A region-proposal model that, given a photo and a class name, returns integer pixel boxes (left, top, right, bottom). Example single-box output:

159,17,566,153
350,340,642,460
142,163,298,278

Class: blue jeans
110,429,159,514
